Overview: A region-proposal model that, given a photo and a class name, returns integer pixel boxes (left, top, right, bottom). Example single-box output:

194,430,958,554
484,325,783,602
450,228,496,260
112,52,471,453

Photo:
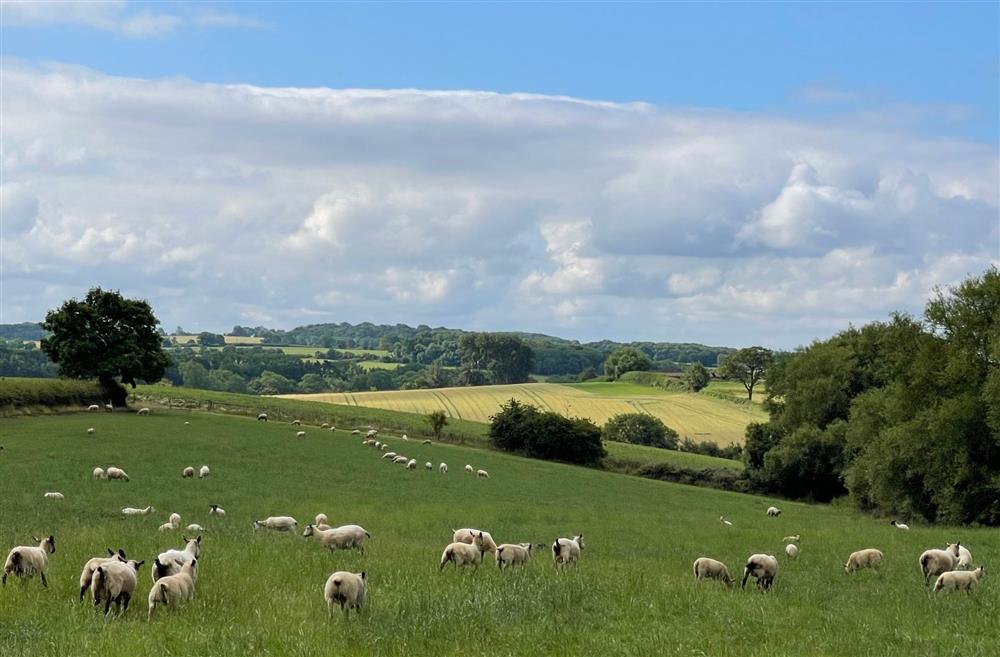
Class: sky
1,1,998,349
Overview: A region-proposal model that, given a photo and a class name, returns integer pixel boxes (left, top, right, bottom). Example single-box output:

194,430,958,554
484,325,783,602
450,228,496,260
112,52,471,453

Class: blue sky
2,1,998,347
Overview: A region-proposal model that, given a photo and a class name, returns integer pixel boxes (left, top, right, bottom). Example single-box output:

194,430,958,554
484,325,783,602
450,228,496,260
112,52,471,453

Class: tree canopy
489,399,605,466
603,347,651,380
719,346,773,400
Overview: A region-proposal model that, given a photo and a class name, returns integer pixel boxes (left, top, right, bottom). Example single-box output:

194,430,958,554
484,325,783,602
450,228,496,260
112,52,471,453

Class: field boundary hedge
0,377,104,415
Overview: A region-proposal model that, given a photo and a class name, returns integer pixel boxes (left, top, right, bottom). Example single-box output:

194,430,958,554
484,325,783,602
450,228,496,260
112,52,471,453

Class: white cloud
3,61,997,347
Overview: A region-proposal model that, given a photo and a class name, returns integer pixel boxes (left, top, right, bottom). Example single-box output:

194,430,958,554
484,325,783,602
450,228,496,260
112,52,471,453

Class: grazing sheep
719,516,733,527
351,430,361,435
766,506,781,517
104,403,113,412
783,535,801,543
693,557,733,585
209,504,225,517
151,536,201,582
182,466,195,478
87,427,95,435
157,522,176,532
254,516,298,532
452,529,499,558
3,535,56,587
106,467,130,482
464,464,474,474
374,441,381,449
401,434,409,441
440,532,489,571
382,452,397,460
184,421,189,426
136,408,150,416
845,548,884,574
934,566,986,593
785,544,799,559
314,513,329,527
406,459,417,470
379,443,388,451
439,463,448,474
93,467,106,480
43,492,64,500
324,571,368,618
168,513,182,528
422,439,431,445
79,549,127,601
552,535,585,568
366,429,378,438
186,524,204,532
296,431,306,439
477,469,490,479
88,404,100,412
199,465,210,479
891,520,909,530
392,455,408,464
303,524,371,554
122,506,155,516
496,543,540,570
257,413,268,422
321,423,331,429
330,426,337,432
954,544,973,569
425,462,433,470
742,554,778,590
920,544,961,585
147,558,198,621
93,558,144,616
292,420,302,426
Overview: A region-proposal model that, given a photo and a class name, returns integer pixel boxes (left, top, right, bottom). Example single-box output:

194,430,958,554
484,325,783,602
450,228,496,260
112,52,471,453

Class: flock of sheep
2,407,989,626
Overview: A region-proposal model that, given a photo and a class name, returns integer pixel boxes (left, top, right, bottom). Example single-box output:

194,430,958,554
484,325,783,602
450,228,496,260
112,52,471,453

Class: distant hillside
0,322,46,341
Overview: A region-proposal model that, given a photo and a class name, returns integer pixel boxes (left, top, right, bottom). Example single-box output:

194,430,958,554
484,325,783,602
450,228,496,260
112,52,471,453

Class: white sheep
439,532,489,571
315,513,329,527
79,548,127,601
934,566,986,593
785,544,799,559
324,571,368,618
122,506,155,516
106,467,130,482
93,558,144,617
382,452,397,460
782,535,800,543
157,522,176,532
552,535,585,568
477,469,490,479
254,516,298,532
920,544,960,585
351,430,361,435
401,434,408,441
845,548,884,574
374,441,382,449
186,524,204,532
257,413,268,422
366,429,378,438
292,420,302,426
136,407,150,416
891,520,909,530
182,466,195,478
296,431,306,439
302,524,371,554
105,403,113,412
496,543,540,570
88,404,100,412
87,427,95,435
406,459,417,470
392,455,408,464
741,554,778,590
151,536,201,582
766,506,781,517
425,462,433,471
452,528,499,558
169,513,182,527
954,544,973,569
43,492,64,499
199,465,210,478
693,557,733,585
464,464,474,474
439,463,448,474
719,516,733,527
422,439,431,445
3,535,56,587
147,558,198,621
93,467,106,480
380,444,388,451
209,504,225,517
321,423,331,429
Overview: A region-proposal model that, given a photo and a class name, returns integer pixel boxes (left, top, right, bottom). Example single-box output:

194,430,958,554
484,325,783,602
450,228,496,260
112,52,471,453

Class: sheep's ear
197,535,202,544
31,535,39,542
107,548,115,556
182,536,188,542
361,572,367,581
119,549,127,559
136,560,145,567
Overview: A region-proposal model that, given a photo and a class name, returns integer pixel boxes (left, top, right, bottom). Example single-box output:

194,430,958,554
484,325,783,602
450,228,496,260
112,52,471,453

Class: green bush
0,377,104,409
489,398,605,466
602,413,678,449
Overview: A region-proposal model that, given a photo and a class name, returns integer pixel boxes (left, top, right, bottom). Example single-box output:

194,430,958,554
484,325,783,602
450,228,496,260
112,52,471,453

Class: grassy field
285,382,765,446
1,410,997,657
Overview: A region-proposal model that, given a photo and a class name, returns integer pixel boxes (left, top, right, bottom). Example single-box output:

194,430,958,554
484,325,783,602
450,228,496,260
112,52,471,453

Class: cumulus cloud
2,61,997,347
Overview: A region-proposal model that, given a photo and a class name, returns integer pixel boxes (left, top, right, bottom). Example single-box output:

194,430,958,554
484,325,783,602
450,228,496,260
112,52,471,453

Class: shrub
680,437,744,461
489,399,605,466
603,413,678,449
0,377,104,409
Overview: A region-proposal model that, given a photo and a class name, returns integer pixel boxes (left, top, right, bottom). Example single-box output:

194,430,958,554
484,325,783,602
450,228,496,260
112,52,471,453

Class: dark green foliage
635,461,750,493
426,410,448,439
40,288,170,405
198,332,226,346
680,437,744,461
0,342,57,377
603,347,651,380
489,399,605,465
459,333,533,384
603,413,678,449
248,371,297,395
0,377,104,409
684,362,710,391
617,370,688,390
718,346,773,400
0,322,47,341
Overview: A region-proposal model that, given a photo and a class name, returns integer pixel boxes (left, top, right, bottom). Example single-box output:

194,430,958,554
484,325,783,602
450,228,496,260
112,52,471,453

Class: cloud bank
2,62,997,347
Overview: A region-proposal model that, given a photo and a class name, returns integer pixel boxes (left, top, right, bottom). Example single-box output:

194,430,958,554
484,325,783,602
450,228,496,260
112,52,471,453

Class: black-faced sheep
3,535,56,587
741,554,778,590
324,571,367,618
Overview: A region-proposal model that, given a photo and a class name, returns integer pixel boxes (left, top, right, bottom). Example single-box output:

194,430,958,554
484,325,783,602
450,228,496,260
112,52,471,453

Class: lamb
87,427,95,435
439,463,448,474
783,535,801,543
693,557,733,585
741,554,778,590
440,532,489,571
315,513,329,527
136,407,150,416
496,543,539,570
88,404,100,411
106,467,130,481
199,465,210,479
382,452,397,460
891,520,909,530
3,535,56,587
93,558,144,617
324,571,367,618
845,548,884,573
93,467,106,480
254,516,298,532
401,434,408,441
934,566,986,593
43,492,64,499
296,431,306,439
321,423,331,429
425,462,433,471
766,506,781,517
151,536,200,582
147,558,198,621
302,524,371,554
182,466,195,478
477,469,490,479
257,413,268,422
464,464,474,474
379,444,388,451
158,522,176,532
209,504,225,517
79,548,127,601
452,529,499,558
105,403,113,412
392,456,408,464
920,544,961,585
552,535,585,568
406,459,417,470
785,544,799,559
366,429,378,438
169,513,182,527
122,506,155,516
374,441,382,449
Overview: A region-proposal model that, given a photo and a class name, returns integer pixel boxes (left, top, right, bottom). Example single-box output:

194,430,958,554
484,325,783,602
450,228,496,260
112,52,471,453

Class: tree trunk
99,376,128,408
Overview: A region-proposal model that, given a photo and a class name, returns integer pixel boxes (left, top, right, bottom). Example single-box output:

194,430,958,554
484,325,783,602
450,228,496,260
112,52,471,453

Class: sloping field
284,382,766,445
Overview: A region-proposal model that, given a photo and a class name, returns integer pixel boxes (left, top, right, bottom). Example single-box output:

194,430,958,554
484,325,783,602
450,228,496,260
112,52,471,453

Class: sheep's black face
48,536,56,554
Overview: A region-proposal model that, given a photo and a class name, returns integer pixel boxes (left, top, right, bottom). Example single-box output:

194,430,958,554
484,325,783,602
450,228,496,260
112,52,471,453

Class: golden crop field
283,382,766,445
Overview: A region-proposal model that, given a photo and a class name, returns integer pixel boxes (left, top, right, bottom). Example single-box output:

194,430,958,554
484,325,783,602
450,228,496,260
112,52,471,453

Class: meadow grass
1,411,997,657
